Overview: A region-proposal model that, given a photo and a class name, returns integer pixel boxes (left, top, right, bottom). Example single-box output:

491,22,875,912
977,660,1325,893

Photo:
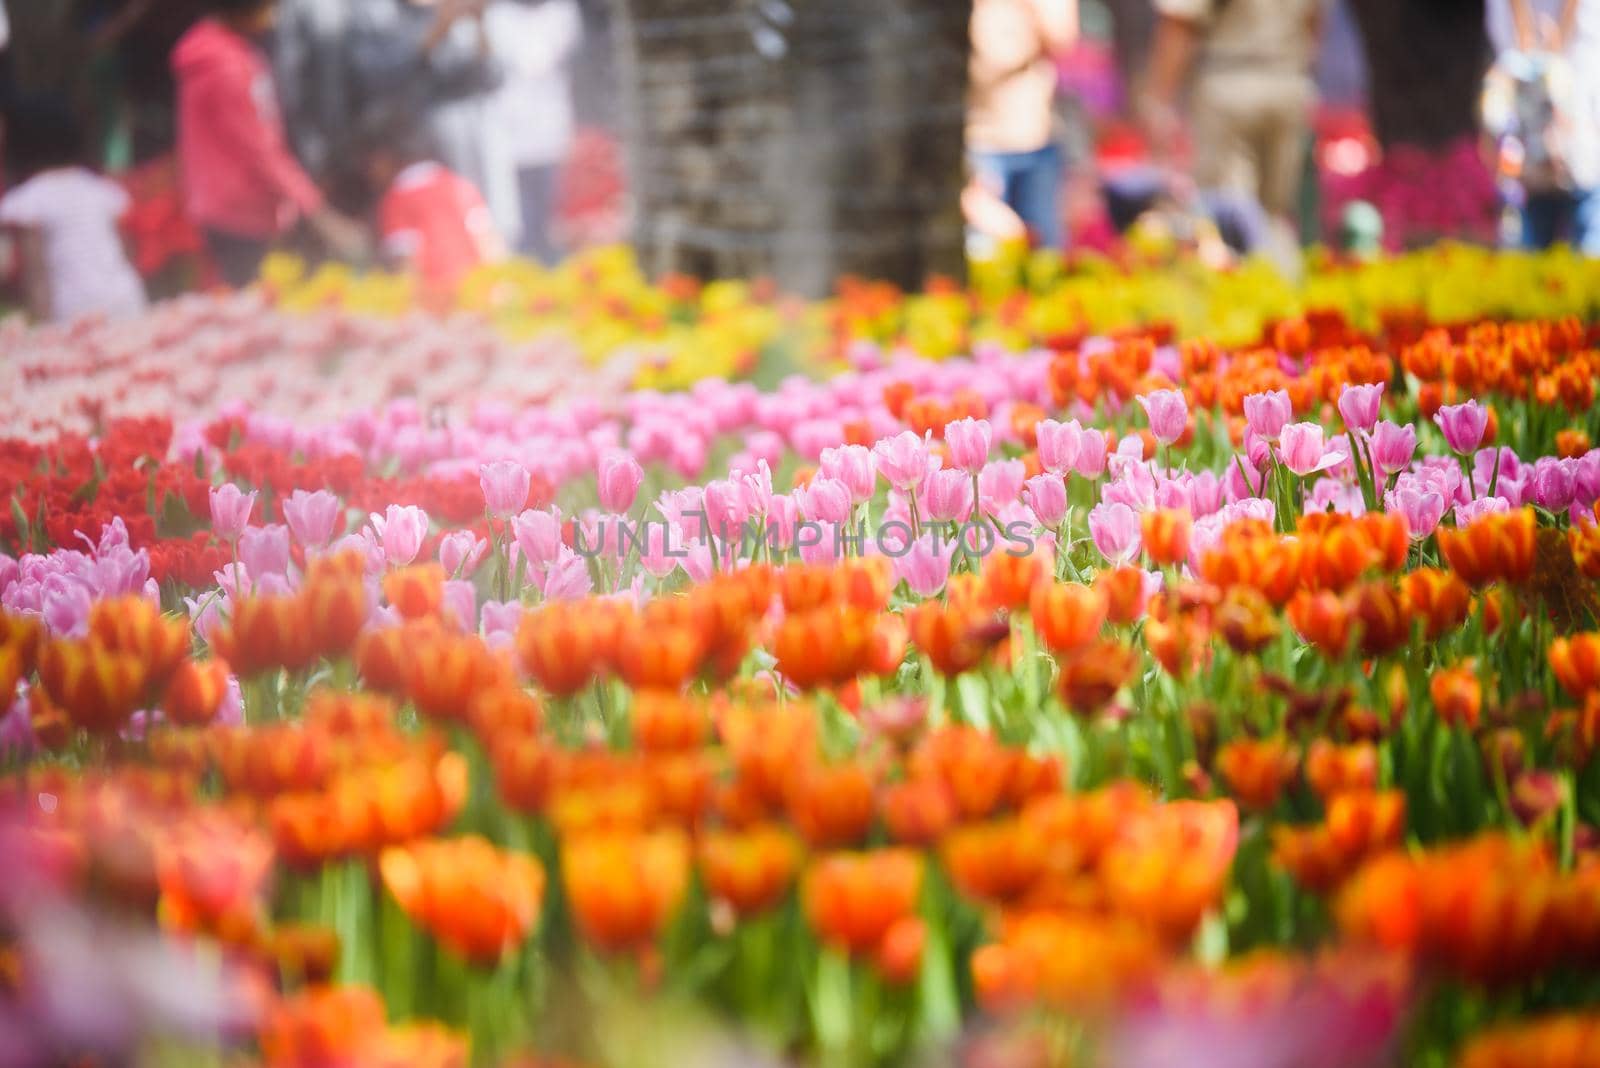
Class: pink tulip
1137,389,1188,446
442,580,477,631
797,477,853,524
1278,423,1340,477
209,484,256,542
480,600,523,648
282,489,341,550
1075,429,1108,480
895,532,957,598
371,504,428,567
1243,390,1292,441
478,460,531,518
1337,383,1385,434
924,468,974,523
1532,458,1577,512
540,546,593,600
238,525,290,579
873,431,933,491
513,507,563,570
944,417,993,473
1456,496,1511,527
1024,473,1068,527
1369,421,1418,477
979,459,1026,513
1433,401,1488,455
820,444,877,504
639,523,681,579
1384,485,1445,539
1035,419,1083,475
1088,501,1141,565
439,530,489,577
767,493,799,552
597,449,644,513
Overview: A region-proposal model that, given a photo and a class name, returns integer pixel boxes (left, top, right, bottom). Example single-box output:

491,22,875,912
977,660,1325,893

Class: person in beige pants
1139,0,1322,254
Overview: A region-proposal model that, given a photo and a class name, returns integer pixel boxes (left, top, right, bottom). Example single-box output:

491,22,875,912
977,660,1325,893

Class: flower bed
4,250,1600,1067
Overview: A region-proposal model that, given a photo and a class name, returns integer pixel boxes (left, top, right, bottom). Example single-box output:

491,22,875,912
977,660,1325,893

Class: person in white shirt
483,0,581,262
1486,0,1600,252
0,96,147,323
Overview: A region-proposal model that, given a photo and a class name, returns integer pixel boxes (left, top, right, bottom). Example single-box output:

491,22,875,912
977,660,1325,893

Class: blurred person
0,94,147,322
347,0,518,244
172,0,367,286
363,107,503,299
483,0,581,263
967,0,1079,250
1140,0,1323,258
273,0,355,183
1485,0,1600,252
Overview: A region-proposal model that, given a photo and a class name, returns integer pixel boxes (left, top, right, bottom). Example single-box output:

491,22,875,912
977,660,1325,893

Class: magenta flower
767,494,799,551
874,431,934,492
1023,473,1068,527
819,444,877,504
513,508,564,570
208,484,256,542
1369,420,1418,477
1532,458,1577,512
894,532,957,598
797,477,853,525
238,525,291,580
1433,400,1488,455
1337,383,1385,434
1088,501,1141,565
1456,496,1511,527
540,546,593,600
370,504,429,568
597,449,645,514
478,460,531,518
1384,485,1445,539
924,468,974,523
1075,428,1108,480
1035,419,1083,476
1278,423,1341,477
1137,389,1188,447
1242,389,1292,441
282,489,341,550
439,530,489,577
944,417,993,473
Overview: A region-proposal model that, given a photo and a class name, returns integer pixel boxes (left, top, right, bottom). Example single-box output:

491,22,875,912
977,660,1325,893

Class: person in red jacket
172,0,365,285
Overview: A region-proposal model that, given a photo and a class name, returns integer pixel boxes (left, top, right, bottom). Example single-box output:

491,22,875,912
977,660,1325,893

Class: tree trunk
609,0,972,294
1347,0,1489,149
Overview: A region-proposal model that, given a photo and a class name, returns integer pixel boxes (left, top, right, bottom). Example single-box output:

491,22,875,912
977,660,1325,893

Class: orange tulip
770,606,874,689
778,563,844,614
379,836,545,962
1028,581,1108,654
1399,568,1471,640
89,596,189,691
1140,508,1192,567
1216,736,1300,812
1057,639,1136,716
1551,633,1600,699
697,824,802,917
404,631,509,722
1287,589,1353,657
1439,508,1537,587
36,638,148,735
801,848,922,956
940,818,1045,904
1099,799,1239,944
1305,740,1379,801
214,593,315,677
301,556,369,659
517,601,615,697
163,657,231,727
1096,566,1150,625
382,563,447,621
612,605,706,691
785,759,876,848
1215,585,1279,655
1429,664,1482,729
1348,581,1408,658
981,551,1049,613
879,779,957,846
906,602,1006,677
562,829,690,953
1457,1014,1600,1068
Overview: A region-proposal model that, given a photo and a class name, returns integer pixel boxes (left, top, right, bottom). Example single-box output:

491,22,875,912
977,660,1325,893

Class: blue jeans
972,144,1065,250
1523,188,1600,255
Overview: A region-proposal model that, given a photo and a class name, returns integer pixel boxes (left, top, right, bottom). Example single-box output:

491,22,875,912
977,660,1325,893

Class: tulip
1434,400,1489,455
874,431,933,491
1368,421,1417,478
1384,485,1445,540
819,444,877,504
371,504,429,568
478,460,531,518
282,489,342,550
1137,389,1187,447
597,449,645,514
944,417,993,473
512,507,563,571
1279,423,1338,477
796,476,853,525
1074,429,1108,479
239,524,291,580
1088,501,1141,565
1243,389,1293,441
923,468,974,524
1034,418,1083,475
1337,383,1385,434
209,484,256,542
1023,473,1068,527
895,533,958,598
